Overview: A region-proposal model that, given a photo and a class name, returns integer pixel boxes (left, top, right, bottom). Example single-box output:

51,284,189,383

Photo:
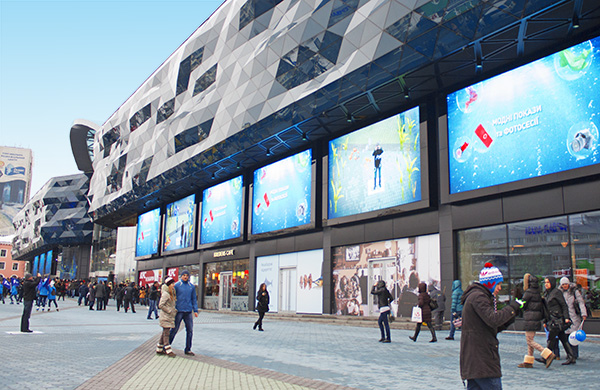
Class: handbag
429,297,438,310
411,305,422,322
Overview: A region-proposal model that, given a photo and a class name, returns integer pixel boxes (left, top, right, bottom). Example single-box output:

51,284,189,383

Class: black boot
253,322,258,330
430,326,437,343
562,356,576,365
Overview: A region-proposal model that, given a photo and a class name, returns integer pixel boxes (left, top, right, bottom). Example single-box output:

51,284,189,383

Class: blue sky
0,0,223,197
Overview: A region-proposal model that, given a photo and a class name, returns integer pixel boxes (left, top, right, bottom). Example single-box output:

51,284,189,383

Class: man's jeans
147,299,158,319
467,377,502,390
169,311,194,352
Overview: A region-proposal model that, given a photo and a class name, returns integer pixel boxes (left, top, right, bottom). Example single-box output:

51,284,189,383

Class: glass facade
203,259,249,311
458,211,600,313
90,224,117,273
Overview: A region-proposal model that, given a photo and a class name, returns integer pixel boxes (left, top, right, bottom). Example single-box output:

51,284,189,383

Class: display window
457,211,600,318
203,259,249,311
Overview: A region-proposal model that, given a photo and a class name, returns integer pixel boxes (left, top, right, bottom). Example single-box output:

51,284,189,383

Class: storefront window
457,225,508,298
458,211,600,319
203,260,249,311
179,264,201,300
570,211,600,317
508,216,570,298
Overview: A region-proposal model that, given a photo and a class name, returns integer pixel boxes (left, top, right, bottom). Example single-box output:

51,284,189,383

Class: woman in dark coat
541,276,575,365
409,282,437,342
371,280,392,342
254,283,269,331
518,274,555,368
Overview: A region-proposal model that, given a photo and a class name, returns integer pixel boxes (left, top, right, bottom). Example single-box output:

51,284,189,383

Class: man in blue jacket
169,270,199,355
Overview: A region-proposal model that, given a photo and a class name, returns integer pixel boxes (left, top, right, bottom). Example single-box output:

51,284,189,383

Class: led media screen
163,194,196,252
447,37,600,194
136,208,160,257
252,150,312,235
200,176,243,245
328,107,421,219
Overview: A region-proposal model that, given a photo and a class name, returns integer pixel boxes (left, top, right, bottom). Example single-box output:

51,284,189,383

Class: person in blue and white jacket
36,276,51,311
168,270,199,356
10,276,20,304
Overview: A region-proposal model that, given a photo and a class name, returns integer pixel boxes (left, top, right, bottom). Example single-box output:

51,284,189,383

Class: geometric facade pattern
88,0,595,225
12,174,93,259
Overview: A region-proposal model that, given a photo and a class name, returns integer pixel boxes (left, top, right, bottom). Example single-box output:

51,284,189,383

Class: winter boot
429,326,437,343
156,344,165,355
518,355,534,368
164,345,176,357
541,348,556,368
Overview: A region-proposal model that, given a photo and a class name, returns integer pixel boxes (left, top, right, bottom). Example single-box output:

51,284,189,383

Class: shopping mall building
78,0,600,329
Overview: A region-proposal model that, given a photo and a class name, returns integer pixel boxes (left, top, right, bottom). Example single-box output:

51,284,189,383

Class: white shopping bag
411,305,422,322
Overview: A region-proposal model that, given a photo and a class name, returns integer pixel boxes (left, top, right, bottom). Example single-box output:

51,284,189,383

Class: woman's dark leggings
255,311,266,329
412,321,436,340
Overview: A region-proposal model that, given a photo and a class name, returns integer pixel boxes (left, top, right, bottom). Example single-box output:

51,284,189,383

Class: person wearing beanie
559,277,587,359
409,282,437,343
518,273,555,368
169,270,199,356
157,277,177,357
460,263,523,389
538,276,576,366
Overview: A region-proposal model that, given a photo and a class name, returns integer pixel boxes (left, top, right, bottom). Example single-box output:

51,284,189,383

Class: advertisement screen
0,147,33,235
33,255,39,275
200,176,243,245
252,150,312,235
136,208,160,257
328,107,421,219
39,253,46,276
45,250,53,275
138,269,164,287
447,37,600,194
163,194,196,252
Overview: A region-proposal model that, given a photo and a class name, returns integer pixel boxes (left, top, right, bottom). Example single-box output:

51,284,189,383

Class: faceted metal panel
12,174,93,258
87,0,600,226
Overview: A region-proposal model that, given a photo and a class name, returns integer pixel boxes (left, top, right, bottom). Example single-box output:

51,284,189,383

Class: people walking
460,263,521,390
446,280,463,340
169,270,199,356
430,283,446,330
10,276,20,305
21,273,41,333
539,276,576,366
123,282,137,313
157,277,177,357
409,282,437,343
559,277,587,359
78,282,89,306
371,280,392,342
518,273,555,368
115,283,125,311
88,282,96,310
47,281,59,312
36,276,51,311
254,283,270,331
95,281,107,311
147,281,160,320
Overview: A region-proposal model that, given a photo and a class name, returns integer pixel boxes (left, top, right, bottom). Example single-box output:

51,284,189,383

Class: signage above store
214,249,235,258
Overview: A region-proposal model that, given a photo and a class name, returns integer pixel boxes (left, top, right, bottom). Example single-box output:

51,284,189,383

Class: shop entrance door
367,257,396,316
219,272,232,310
279,267,297,312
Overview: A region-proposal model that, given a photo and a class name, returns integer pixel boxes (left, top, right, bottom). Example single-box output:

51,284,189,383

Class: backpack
429,296,439,310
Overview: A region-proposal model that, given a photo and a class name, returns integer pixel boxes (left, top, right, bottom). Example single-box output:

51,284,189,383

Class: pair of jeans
96,298,105,311
147,299,158,319
21,300,33,331
467,377,502,390
378,310,391,340
449,311,462,338
169,311,194,353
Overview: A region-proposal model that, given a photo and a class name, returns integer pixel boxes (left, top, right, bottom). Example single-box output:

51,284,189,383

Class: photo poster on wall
33,255,39,275
332,234,440,318
163,194,195,252
60,255,77,280
328,107,421,219
447,36,600,194
136,208,160,258
200,175,243,245
255,255,279,312
252,149,312,235
296,249,324,314
45,250,53,275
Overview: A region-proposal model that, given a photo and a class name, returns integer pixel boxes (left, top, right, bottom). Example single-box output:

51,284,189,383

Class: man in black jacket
460,263,522,390
21,273,41,333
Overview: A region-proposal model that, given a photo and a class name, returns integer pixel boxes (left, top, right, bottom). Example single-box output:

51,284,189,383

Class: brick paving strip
76,333,359,390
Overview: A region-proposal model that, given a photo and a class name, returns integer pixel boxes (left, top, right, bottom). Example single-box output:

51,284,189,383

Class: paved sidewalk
2,299,599,389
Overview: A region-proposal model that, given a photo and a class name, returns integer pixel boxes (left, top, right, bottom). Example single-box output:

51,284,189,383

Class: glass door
367,257,396,316
279,267,297,312
219,272,232,310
